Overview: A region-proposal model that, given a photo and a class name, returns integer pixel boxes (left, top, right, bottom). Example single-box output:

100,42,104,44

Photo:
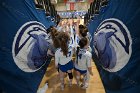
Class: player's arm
55,50,59,69
87,53,93,76
76,18,80,36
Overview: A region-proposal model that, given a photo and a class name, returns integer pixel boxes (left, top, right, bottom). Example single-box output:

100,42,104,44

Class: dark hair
47,27,60,49
79,24,85,29
76,46,80,64
57,32,70,56
50,27,57,40
79,37,88,49
76,37,88,64
52,32,60,48
46,26,53,34
79,25,88,37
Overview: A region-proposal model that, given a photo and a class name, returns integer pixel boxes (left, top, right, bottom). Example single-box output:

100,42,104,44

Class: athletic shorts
74,67,87,74
59,60,74,72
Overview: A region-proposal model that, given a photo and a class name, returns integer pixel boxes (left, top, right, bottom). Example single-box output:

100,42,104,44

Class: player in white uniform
67,19,75,48
55,32,74,90
74,19,92,86
75,24,92,51
74,37,93,89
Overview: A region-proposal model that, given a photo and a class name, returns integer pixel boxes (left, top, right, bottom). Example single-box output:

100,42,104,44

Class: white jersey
69,26,75,47
55,45,74,66
75,34,81,48
74,49,92,71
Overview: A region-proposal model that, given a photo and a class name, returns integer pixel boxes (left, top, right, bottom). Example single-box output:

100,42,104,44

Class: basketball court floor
38,58,105,93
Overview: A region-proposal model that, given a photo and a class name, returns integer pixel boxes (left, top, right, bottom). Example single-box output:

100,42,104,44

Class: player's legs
67,70,73,86
59,70,65,90
75,70,81,86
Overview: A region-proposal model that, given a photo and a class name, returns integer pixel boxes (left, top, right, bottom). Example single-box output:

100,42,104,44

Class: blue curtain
0,0,55,93
88,0,140,93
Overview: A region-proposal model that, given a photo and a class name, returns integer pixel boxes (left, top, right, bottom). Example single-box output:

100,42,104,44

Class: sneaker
60,84,64,90
81,84,88,89
68,81,72,87
75,79,80,87
76,82,80,87
37,83,48,93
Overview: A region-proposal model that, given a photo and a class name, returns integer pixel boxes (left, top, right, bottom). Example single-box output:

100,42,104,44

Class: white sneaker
69,81,72,87
37,83,48,93
60,84,64,90
76,81,80,87
81,84,88,89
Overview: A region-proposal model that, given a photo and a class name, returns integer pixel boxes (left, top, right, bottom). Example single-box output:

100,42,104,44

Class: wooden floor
38,59,105,93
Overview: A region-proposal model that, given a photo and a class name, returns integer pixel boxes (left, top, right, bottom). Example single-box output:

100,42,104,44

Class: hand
77,19,80,24
68,19,73,26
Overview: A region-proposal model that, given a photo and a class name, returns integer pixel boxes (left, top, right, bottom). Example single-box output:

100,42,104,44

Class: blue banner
0,0,55,93
88,0,140,93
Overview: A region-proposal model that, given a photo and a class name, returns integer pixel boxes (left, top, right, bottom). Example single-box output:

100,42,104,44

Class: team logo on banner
94,18,132,72
12,21,48,72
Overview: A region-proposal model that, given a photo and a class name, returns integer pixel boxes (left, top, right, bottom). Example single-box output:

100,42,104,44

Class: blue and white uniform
75,34,81,48
69,26,75,47
55,45,74,72
74,49,92,74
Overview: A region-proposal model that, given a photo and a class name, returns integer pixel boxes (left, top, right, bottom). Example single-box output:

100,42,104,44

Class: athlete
54,32,74,90
74,37,93,89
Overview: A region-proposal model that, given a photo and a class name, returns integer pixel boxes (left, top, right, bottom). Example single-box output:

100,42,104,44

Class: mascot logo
12,21,48,72
94,18,132,72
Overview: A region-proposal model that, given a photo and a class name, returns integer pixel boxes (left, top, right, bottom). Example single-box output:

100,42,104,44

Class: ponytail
79,37,88,49
60,38,68,57
50,27,57,40
76,46,80,64
77,37,88,64
49,27,60,49
57,32,70,57
53,35,60,48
